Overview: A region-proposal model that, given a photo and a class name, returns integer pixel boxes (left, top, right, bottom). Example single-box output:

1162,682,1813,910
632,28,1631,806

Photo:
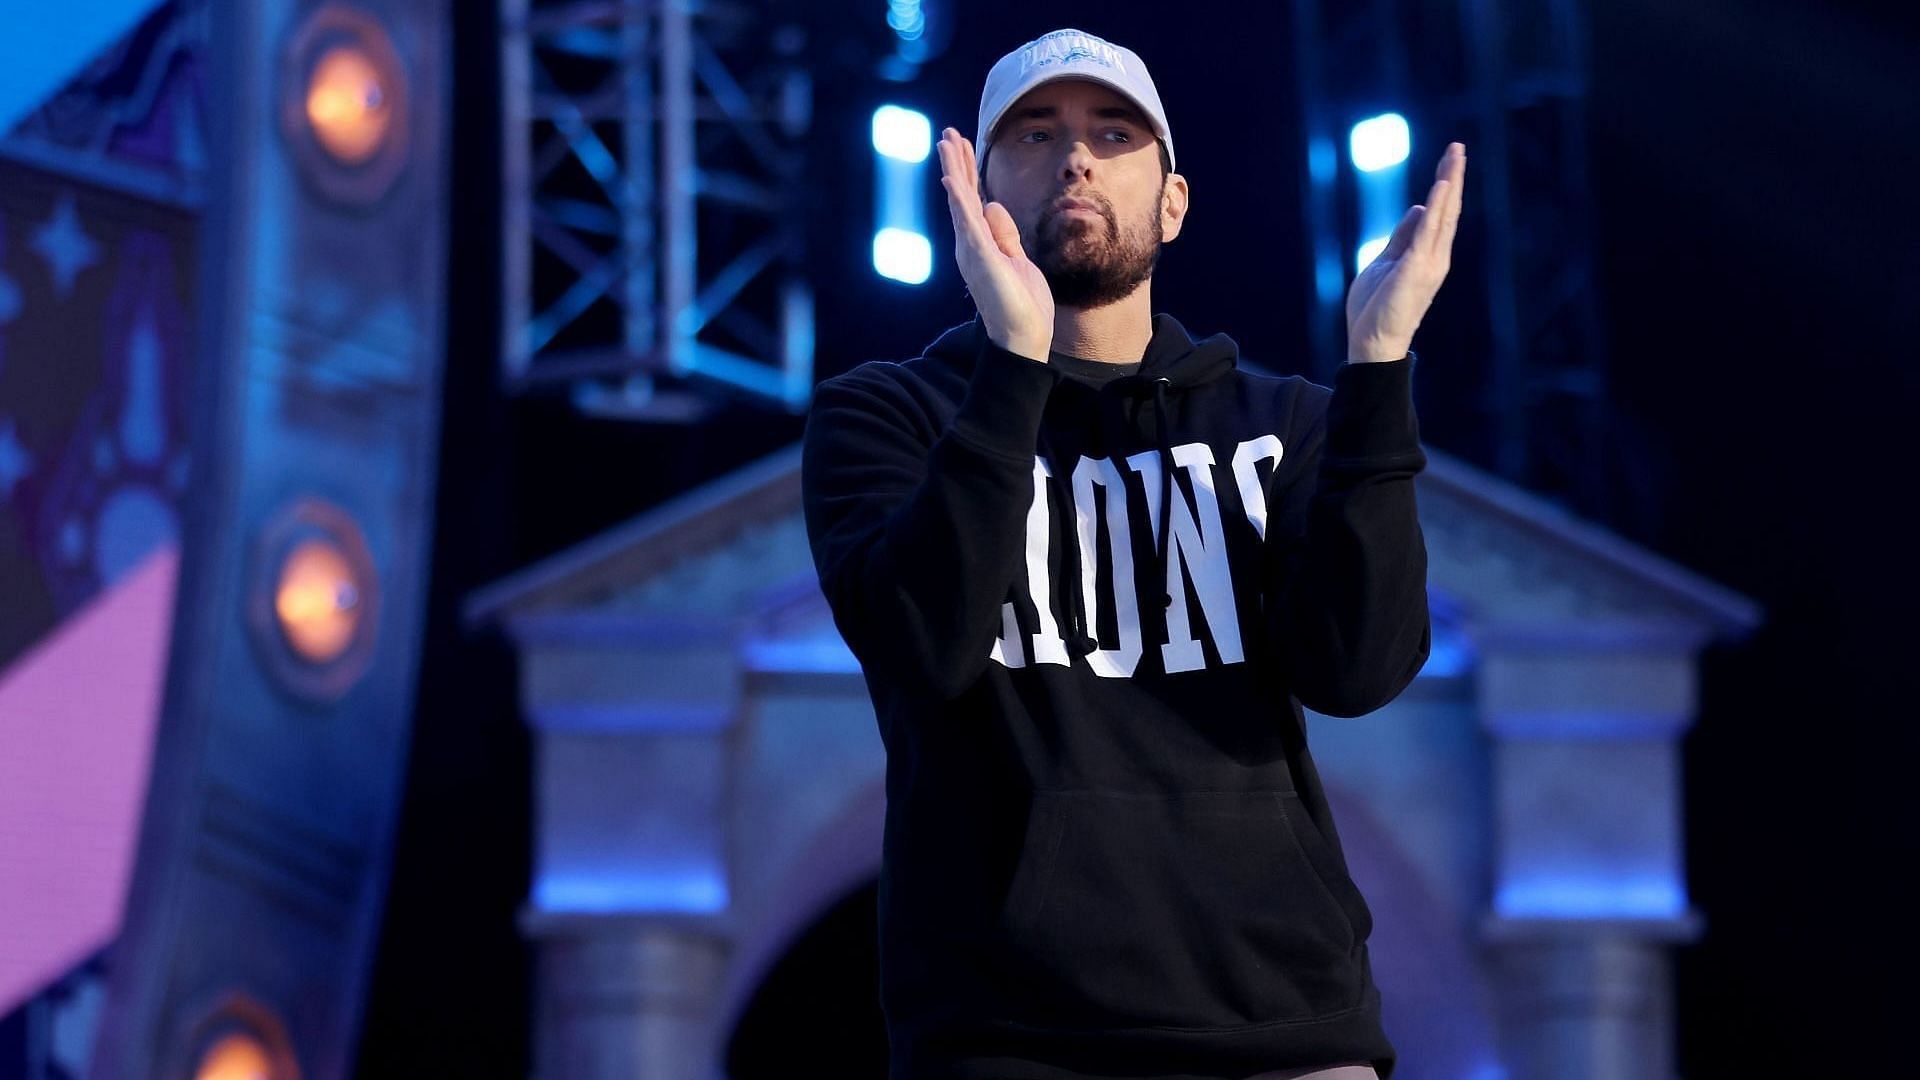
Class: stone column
526,912,731,1080
513,619,744,1079
1473,620,1707,1080
1482,924,1688,1080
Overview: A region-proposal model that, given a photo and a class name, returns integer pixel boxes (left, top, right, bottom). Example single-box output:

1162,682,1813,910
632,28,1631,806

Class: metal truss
1460,0,1614,519
1292,0,1619,521
501,0,814,416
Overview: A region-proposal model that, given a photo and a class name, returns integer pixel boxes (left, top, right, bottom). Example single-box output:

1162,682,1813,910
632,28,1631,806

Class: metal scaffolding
1292,0,1617,520
501,0,814,417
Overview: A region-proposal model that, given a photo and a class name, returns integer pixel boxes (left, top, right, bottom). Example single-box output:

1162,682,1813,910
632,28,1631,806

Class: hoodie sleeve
1261,356,1432,717
802,339,1064,702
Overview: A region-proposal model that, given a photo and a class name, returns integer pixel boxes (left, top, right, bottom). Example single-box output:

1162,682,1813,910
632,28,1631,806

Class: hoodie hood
925,311,1242,660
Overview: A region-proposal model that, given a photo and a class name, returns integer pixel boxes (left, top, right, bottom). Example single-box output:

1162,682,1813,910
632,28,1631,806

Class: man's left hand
1345,142,1466,364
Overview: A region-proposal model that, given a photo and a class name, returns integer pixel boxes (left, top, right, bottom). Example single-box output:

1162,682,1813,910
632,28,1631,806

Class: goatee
1024,192,1163,309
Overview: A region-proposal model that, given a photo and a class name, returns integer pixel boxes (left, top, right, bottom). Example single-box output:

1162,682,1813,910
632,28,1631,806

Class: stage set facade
470,442,1758,1080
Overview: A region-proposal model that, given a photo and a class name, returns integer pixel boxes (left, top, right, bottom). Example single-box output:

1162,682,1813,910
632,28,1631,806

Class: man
802,25,1464,1080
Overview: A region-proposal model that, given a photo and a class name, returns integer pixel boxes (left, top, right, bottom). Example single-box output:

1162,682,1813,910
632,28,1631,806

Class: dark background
359,1,1920,1075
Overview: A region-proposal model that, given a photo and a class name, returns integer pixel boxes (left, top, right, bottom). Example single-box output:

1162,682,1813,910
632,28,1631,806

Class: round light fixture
280,5,410,204
249,497,379,702
304,45,392,166
194,1031,274,1080
181,995,301,1080
274,536,364,664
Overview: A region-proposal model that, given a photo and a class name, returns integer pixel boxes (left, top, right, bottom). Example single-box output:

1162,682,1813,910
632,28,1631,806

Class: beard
988,180,1164,309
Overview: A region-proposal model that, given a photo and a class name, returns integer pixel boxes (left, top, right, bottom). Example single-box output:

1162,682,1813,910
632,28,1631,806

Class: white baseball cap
975,28,1176,179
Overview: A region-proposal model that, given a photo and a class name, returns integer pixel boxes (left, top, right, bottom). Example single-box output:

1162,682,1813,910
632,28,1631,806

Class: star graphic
0,420,32,501
32,194,100,297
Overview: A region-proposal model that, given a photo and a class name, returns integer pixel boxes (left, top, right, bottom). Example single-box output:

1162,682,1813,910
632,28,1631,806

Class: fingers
940,133,981,208
983,201,1026,262
938,129,993,257
939,173,981,252
940,126,1030,276
1380,203,1425,262
1406,142,1466,260
1431,143,1466,258
1412,180,1448,253
1422,142,1465,258
938,128,981,210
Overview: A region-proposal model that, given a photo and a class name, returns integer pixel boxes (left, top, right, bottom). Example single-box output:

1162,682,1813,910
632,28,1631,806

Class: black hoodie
801,312,1430,1079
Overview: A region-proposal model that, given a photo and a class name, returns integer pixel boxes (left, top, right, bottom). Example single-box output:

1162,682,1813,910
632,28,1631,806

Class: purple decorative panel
0,160,197,676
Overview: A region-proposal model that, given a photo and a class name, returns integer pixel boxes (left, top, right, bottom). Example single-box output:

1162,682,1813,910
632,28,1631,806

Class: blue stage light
537,871,729,915
1356,235,1391,273
871,104,932,164
887,0,926,41
873,228,932,285
1496,876,1687,920
1350,111,1412,280
1350,112,1411,173
872,104,933,285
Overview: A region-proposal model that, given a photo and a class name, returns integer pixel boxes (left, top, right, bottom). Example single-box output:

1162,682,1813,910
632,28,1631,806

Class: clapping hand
1346,142,1466,364
935,127,1057,362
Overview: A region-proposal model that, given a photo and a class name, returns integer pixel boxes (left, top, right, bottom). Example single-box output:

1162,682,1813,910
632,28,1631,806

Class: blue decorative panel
86,2,453,1077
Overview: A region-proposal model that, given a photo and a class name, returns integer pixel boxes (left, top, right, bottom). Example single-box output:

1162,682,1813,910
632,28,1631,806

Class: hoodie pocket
994,789,1367,1030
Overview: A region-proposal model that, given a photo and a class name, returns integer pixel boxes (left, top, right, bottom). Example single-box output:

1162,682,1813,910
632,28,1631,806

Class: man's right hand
936,127,1055,362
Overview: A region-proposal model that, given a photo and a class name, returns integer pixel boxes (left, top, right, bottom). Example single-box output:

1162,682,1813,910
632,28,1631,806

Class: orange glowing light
273,537,362,663
194,1032,274,1080
304,45,390,165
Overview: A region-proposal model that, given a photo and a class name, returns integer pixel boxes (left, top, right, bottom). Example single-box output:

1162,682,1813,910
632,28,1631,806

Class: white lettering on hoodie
990,435,1282,676
991,457,1070,667
1072,453,1143,677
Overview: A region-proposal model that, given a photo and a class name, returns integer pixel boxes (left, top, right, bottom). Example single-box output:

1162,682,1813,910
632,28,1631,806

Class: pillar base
1482,920,1694,1080
525,910,732,1080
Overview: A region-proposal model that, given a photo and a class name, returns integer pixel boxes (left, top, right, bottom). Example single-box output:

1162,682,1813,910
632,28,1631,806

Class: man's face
981,80,1188,309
